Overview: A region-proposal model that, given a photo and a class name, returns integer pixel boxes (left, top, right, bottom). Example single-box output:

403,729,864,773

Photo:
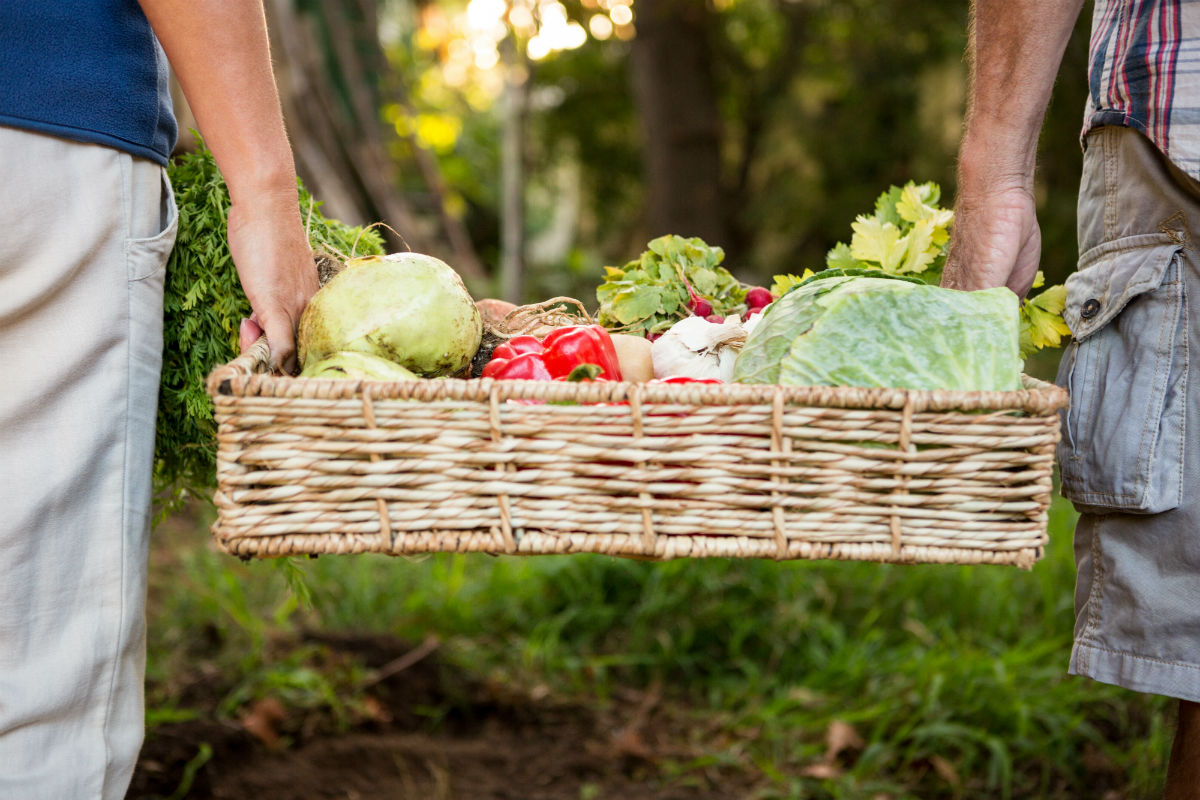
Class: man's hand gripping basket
208,339,1068,569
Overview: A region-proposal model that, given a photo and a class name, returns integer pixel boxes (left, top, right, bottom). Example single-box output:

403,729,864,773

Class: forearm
137,1,297,206
942,0,1085,293
960,0,1085,189
139,0,317,373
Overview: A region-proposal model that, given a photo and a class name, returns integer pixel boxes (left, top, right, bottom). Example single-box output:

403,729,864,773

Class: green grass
147,495,1171,798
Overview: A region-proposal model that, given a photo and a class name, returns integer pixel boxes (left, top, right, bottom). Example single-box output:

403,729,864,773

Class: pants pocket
126,165,177,281
124,164,177,505
1056,235,1187,514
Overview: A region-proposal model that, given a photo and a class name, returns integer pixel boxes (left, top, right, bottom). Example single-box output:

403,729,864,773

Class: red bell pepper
541,325,623,381
649,376,723,385
482,325,623,382
490,335,544,362
482,351,554,380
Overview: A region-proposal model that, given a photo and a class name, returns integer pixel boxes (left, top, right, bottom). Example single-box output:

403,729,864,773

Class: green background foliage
150,499,1168,798
388,0,1090,303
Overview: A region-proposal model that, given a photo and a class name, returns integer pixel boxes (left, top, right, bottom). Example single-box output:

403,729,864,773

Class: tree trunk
264,0,485,278
629,0,727,247
499,42,528,303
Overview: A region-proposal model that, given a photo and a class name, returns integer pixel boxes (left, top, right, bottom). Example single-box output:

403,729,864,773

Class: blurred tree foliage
265,0,487,278
270,0,1092,303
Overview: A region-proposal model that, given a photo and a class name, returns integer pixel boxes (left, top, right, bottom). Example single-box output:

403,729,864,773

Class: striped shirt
1084,0,1200,179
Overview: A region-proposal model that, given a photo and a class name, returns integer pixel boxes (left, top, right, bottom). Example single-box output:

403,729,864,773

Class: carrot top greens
155,141,385,511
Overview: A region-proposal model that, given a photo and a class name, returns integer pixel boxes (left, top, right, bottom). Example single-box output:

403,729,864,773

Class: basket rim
209,337,1069,415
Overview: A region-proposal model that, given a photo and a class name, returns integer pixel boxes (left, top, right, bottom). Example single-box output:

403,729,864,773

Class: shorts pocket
1056,234,1188,514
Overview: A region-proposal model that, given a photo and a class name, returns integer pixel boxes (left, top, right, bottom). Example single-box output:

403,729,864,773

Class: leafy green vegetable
819,181,954,285
769,271,813,298
1021,272,1071,354
156,141,385,508
731,275,861,385
789,267,927,293
779,180,1069,359
733,275,1022,392
596,235,747,336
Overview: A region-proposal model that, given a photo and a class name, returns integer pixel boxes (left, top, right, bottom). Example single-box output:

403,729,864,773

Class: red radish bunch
664,283,775,335
688,287,772,326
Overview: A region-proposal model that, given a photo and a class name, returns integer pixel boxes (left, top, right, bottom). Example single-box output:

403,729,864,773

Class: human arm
137,0,319,374
941,0,1085,296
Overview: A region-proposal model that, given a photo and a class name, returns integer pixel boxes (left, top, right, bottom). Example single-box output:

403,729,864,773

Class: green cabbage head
732,275,1022,391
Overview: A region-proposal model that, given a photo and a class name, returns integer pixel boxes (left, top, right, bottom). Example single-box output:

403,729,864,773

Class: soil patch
128,632,756,800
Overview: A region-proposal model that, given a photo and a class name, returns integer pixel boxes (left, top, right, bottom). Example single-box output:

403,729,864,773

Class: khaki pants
0,127,176,798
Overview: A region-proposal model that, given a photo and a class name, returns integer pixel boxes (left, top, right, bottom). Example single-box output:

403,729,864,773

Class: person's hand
238,314,263,352
941,185,1041,298
227,190,319,375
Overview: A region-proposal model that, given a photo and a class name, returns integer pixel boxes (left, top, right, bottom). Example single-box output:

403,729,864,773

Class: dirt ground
127,632,758,800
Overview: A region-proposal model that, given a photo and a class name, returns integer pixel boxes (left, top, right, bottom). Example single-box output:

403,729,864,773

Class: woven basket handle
207,335,273,395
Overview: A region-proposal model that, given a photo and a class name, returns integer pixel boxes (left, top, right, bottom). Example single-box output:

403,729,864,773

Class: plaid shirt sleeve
1084,0,1200,179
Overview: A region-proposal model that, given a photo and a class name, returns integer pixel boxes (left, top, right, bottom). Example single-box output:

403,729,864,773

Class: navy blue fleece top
0,1,178,166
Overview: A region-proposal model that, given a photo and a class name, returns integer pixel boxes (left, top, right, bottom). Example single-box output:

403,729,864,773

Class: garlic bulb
651,315,748,381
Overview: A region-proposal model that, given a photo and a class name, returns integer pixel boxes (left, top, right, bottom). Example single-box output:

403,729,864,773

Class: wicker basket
207,338,1068,569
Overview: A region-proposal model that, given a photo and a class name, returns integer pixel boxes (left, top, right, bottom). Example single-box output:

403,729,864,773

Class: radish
745,287,773,311
688,292,714,318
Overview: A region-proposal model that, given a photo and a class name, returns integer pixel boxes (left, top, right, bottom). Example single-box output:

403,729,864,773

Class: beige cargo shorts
1056,125,1200,702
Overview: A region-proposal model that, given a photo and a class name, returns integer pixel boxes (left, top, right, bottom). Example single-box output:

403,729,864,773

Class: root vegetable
688,294,714,317
476,298,518,327
298,252,482,377
610,333,654,382
300,351,420,381
745,287,773,310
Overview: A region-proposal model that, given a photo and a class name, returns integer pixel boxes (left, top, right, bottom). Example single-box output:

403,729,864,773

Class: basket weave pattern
208,339,1068,568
